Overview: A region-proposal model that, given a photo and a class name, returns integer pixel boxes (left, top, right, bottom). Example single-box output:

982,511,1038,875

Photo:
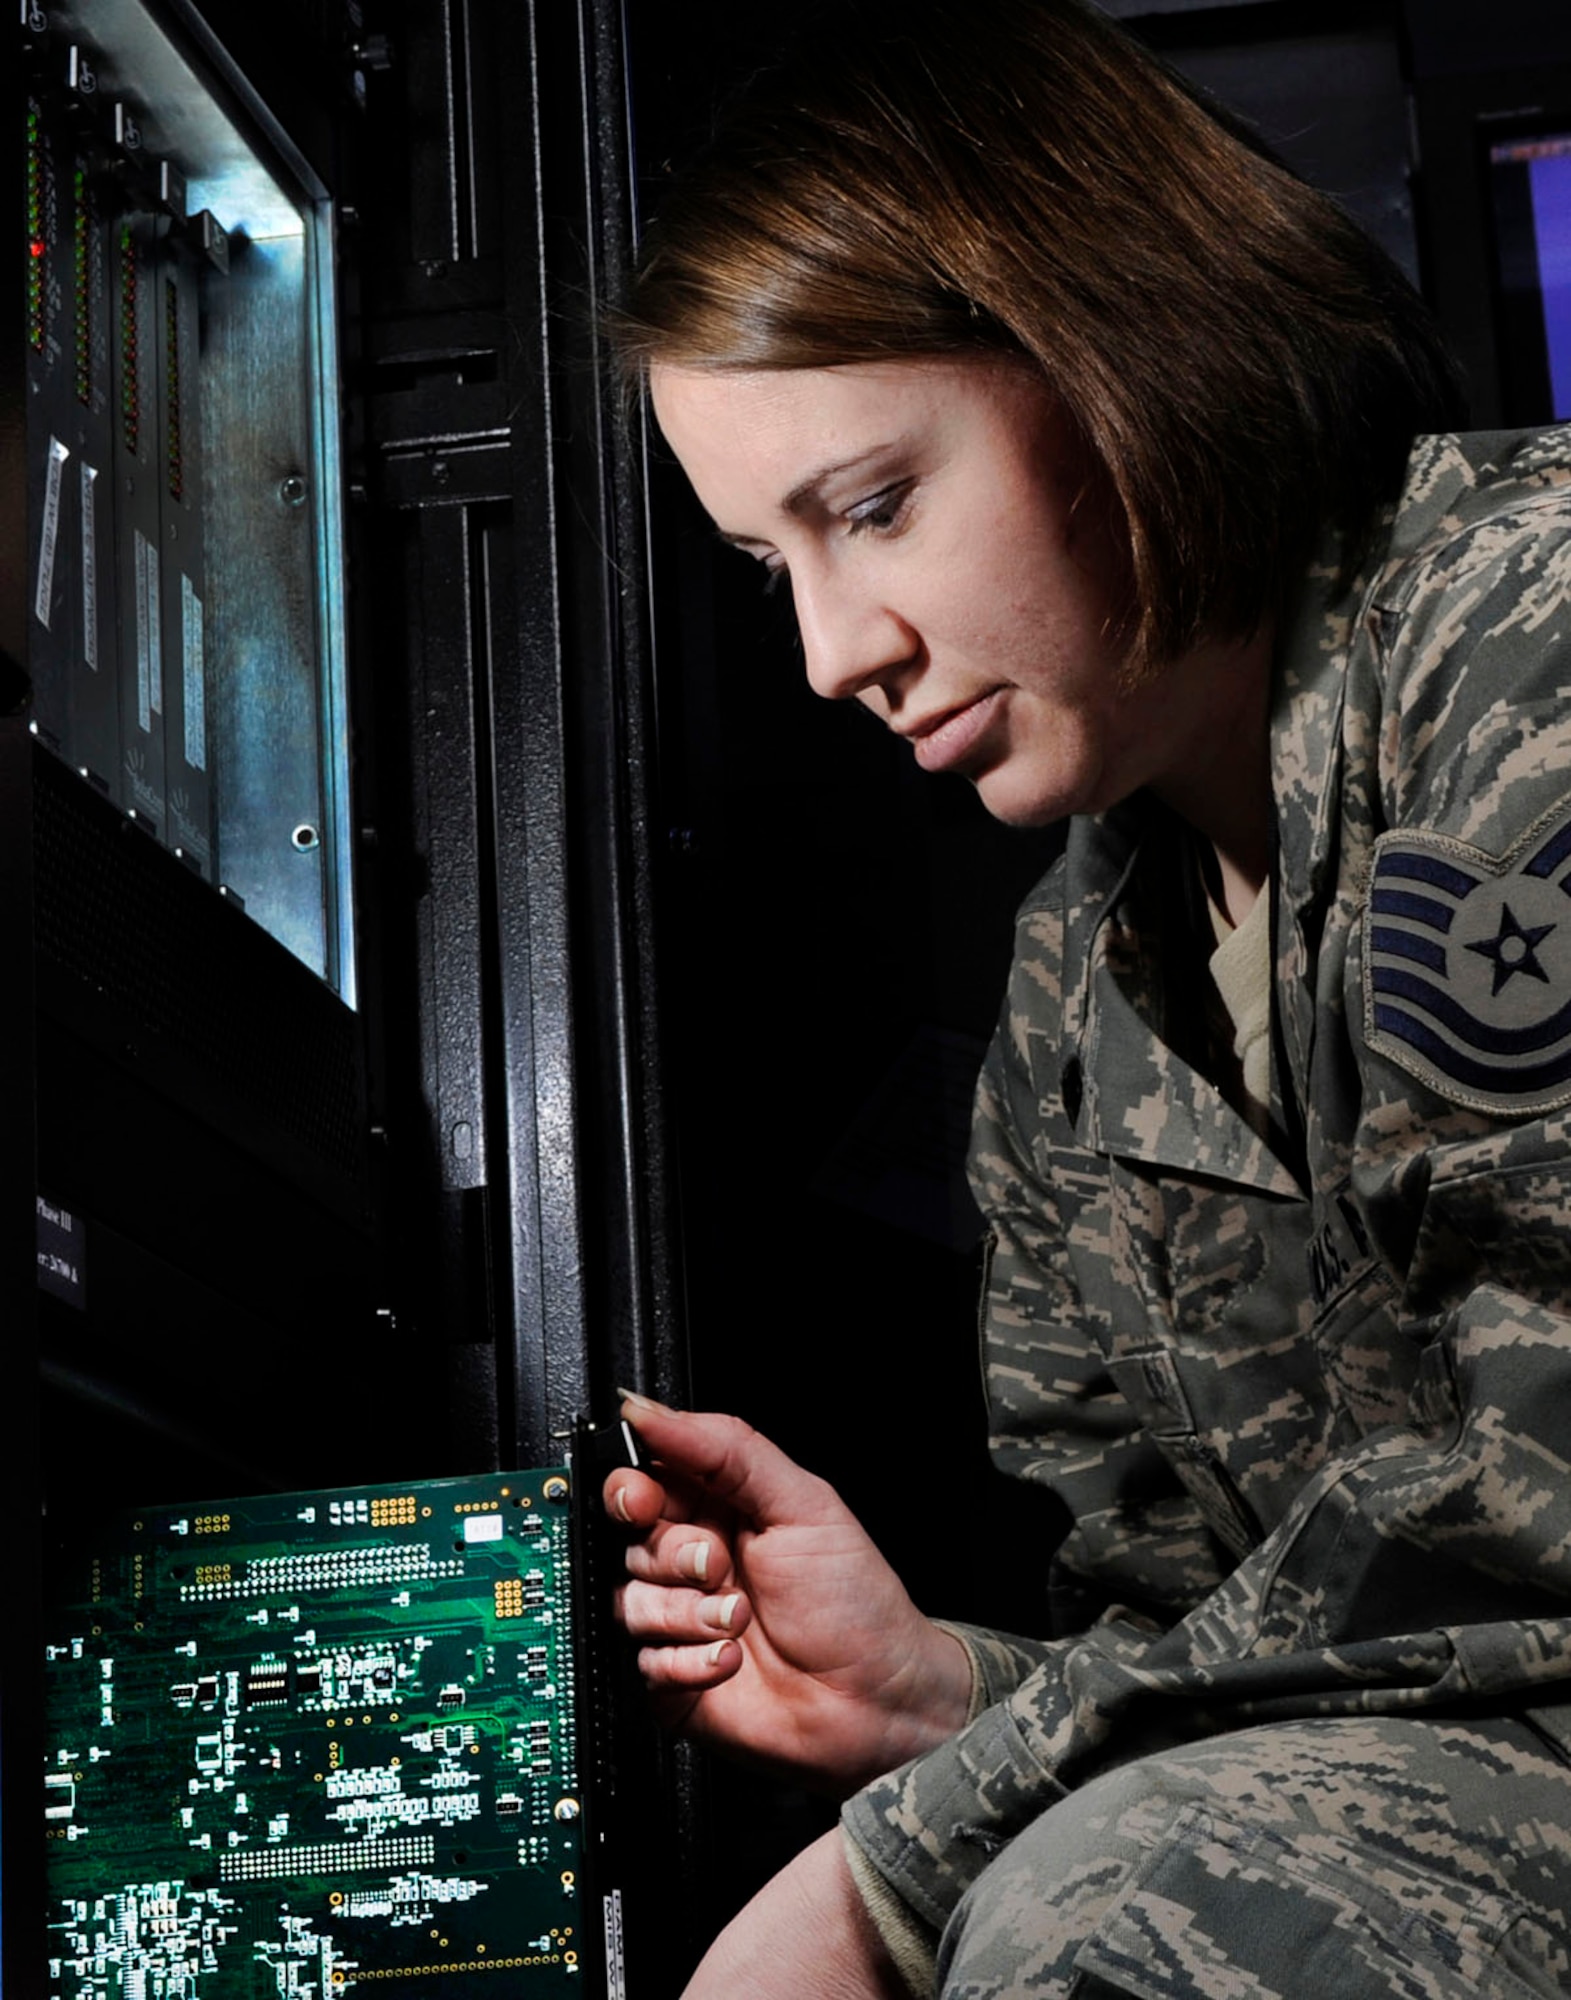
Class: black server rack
8,1,695,1993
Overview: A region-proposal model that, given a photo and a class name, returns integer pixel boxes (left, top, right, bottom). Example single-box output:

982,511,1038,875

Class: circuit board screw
554,1798,580,1822
543,1477,569,1503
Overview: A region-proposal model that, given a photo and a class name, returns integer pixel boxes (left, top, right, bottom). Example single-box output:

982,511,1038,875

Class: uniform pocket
1102,1350,1262,1560
1070,1798,1552,1999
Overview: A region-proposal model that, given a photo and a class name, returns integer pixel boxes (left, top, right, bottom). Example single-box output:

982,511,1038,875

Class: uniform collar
1268,535,1388,1128
1063,800,1302,1197
1270,553,1359,928
1061,546,1375,1200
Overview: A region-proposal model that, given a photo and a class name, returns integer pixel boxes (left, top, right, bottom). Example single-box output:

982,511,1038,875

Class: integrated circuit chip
43,1468,588,1995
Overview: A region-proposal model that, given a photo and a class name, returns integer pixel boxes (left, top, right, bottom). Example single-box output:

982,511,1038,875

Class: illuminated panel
20,0,356,993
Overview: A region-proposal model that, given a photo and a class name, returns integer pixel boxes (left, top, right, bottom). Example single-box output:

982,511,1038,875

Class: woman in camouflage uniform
604,2,1571,1994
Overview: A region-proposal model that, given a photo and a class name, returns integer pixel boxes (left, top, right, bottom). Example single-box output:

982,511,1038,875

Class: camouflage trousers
937,1715,1571,1999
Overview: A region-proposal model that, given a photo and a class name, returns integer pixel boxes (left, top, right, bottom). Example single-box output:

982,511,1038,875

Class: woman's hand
604,1395,972,1795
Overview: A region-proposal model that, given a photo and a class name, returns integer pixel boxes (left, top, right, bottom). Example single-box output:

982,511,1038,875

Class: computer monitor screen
1487,128,1571,423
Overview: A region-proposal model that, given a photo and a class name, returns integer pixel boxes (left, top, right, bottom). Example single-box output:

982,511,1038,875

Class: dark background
8,0,1571,1991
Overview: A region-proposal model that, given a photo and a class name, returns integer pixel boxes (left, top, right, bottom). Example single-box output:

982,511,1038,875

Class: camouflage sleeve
932,1622,1060,1715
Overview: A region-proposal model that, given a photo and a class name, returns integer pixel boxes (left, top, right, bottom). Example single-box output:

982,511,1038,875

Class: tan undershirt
1206,874,1273,1130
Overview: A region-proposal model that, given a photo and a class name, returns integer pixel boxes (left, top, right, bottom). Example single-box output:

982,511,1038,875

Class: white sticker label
462,1514,503,1545
603,1889,627,2000
134,530,160,730
80,462,100,670
181,574,206,771
34,436,70,629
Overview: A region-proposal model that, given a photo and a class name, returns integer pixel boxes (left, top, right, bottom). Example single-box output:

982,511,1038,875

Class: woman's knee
937,1721,1571,1999
938,1759,1161,1998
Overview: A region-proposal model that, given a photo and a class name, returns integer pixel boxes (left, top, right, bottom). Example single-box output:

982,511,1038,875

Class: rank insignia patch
1363,803,1571,1114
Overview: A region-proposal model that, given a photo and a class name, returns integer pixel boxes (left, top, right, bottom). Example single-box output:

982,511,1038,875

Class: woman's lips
908,689,1006,774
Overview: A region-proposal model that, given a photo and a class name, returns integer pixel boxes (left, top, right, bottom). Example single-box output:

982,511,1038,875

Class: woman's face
651,355,1230,829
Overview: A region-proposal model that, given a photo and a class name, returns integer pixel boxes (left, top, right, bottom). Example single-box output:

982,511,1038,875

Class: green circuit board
43,1468,588,1997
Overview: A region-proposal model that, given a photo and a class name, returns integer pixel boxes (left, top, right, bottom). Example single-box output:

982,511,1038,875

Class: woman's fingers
617,1576,752,1645
605,1401,847,1552
617,1398,841,1529
603,1465,673,1529
622,1517,732,1588
636,1637,744,1692
600,1465,736,1594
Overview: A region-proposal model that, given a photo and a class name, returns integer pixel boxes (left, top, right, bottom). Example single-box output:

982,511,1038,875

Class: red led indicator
30,240,45,258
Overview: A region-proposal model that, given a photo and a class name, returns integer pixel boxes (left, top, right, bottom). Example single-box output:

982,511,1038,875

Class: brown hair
615,0,1463,675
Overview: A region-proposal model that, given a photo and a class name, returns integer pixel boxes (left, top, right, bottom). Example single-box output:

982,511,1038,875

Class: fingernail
613,1486,631,1524
617,1386,674,1417
707,1640,729,1666
681,1541,710,1583
717,1592,740,1632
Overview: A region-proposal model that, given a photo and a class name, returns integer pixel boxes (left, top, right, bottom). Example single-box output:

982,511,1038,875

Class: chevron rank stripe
1363,803,1571,1114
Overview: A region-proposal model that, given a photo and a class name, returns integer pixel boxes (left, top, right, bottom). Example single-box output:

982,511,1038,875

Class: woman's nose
792,572,917,703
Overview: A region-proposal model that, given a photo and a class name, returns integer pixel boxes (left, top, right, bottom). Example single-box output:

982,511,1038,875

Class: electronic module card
44,1467,588,1997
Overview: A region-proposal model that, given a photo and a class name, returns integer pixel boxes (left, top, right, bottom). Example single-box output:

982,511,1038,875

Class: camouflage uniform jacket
843,426,1571,1956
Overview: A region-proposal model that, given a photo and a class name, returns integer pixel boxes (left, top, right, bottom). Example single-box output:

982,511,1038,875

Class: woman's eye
845,482,912,537
760,555,789,597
